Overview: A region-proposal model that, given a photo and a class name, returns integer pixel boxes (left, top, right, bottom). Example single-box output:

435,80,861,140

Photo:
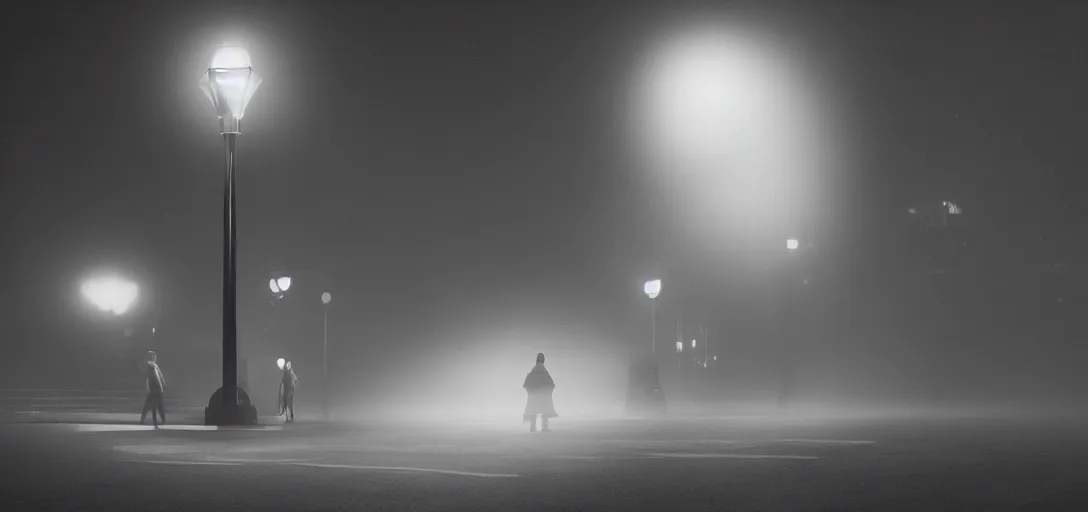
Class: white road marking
776,439,875,445
291,462,520,478
76,424,156,432
639,452,819,460
127,460,243,466
73,424,282,433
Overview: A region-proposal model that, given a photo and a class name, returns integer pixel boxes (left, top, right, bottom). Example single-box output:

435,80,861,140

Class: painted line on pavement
776,439,875,445
127,460,243,466
73,424,282,433
291,462,520,478
639,452,819,460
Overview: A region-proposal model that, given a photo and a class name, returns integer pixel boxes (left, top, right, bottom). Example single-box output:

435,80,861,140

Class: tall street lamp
200,46,263,425
321,292,331,420
779,237,802,408
644,279,662,357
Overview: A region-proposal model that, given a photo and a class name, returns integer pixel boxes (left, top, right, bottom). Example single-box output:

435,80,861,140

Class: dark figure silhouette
278,361,298,423
140,351,166,427
522,353,558,432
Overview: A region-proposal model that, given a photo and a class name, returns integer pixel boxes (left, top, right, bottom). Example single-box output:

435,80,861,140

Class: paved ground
3,411,1088,511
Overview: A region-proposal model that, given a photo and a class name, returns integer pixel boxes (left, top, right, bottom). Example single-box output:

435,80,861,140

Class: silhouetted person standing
523,353,557,432
279,361,298,423
140,351,166,427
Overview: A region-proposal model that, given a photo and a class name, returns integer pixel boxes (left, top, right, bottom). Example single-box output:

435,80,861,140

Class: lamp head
200,46,263,134
277,276,292,292
643,279,662,299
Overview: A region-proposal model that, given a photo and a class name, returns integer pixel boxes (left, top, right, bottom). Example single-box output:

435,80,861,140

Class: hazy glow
277,358,285,370
321,292,331,305
269,278,280,294
211,46,253,69
644,279,662,299
676,341,683,353
787,238,799,251
628,19,849,266
692,339,697,348
277,276,292,292
81,277,138,316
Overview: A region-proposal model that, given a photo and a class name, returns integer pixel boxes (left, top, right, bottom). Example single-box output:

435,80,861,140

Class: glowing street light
786,238,800,251
321,292,331,376
644,279,662,356
644,279,662,299
200,45,263,425
81,277,138,316
321,291,332,420
276,358,285,370
676,340,683,353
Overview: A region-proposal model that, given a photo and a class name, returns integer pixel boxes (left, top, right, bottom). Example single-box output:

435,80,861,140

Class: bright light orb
643,279,662,299
81,277,138,316
277,358,285,370
676,341,683,353
277,276,291,292
321,292,331,305
692,339,697,348
786,238,799,251
269,278,280,294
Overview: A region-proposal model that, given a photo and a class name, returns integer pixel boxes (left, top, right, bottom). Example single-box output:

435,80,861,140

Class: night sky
3,1,1087,407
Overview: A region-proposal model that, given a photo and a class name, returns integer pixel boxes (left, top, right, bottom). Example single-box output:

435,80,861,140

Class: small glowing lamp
644,279,662,299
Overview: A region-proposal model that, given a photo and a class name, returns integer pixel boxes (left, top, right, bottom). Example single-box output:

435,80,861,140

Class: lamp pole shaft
323,308,327,378
222,132,239,407
323,306,329,420
650,299,656,358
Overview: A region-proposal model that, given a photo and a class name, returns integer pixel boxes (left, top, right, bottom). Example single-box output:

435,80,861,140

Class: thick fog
2,2,1087,422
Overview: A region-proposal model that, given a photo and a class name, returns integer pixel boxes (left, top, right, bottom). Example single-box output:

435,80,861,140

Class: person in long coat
523,352,558,432
279,361,298,423
140,351,167,427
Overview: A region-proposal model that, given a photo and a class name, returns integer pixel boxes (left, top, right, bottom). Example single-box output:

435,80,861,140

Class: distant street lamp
276,358,285,370
787,238,800,251
321,292,331,420
200,45,263,425
644,279,662,356
321,292,331,378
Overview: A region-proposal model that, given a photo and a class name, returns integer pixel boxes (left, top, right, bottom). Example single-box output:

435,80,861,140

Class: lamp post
644,279,661,357
321,292,331,420
779,238,801,408
200,46,263,425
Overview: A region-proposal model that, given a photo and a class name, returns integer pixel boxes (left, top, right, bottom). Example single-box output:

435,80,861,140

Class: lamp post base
204,387,259,425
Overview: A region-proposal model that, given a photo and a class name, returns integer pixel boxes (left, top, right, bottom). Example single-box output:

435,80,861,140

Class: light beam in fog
80,276,139,316
628,16,848,267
